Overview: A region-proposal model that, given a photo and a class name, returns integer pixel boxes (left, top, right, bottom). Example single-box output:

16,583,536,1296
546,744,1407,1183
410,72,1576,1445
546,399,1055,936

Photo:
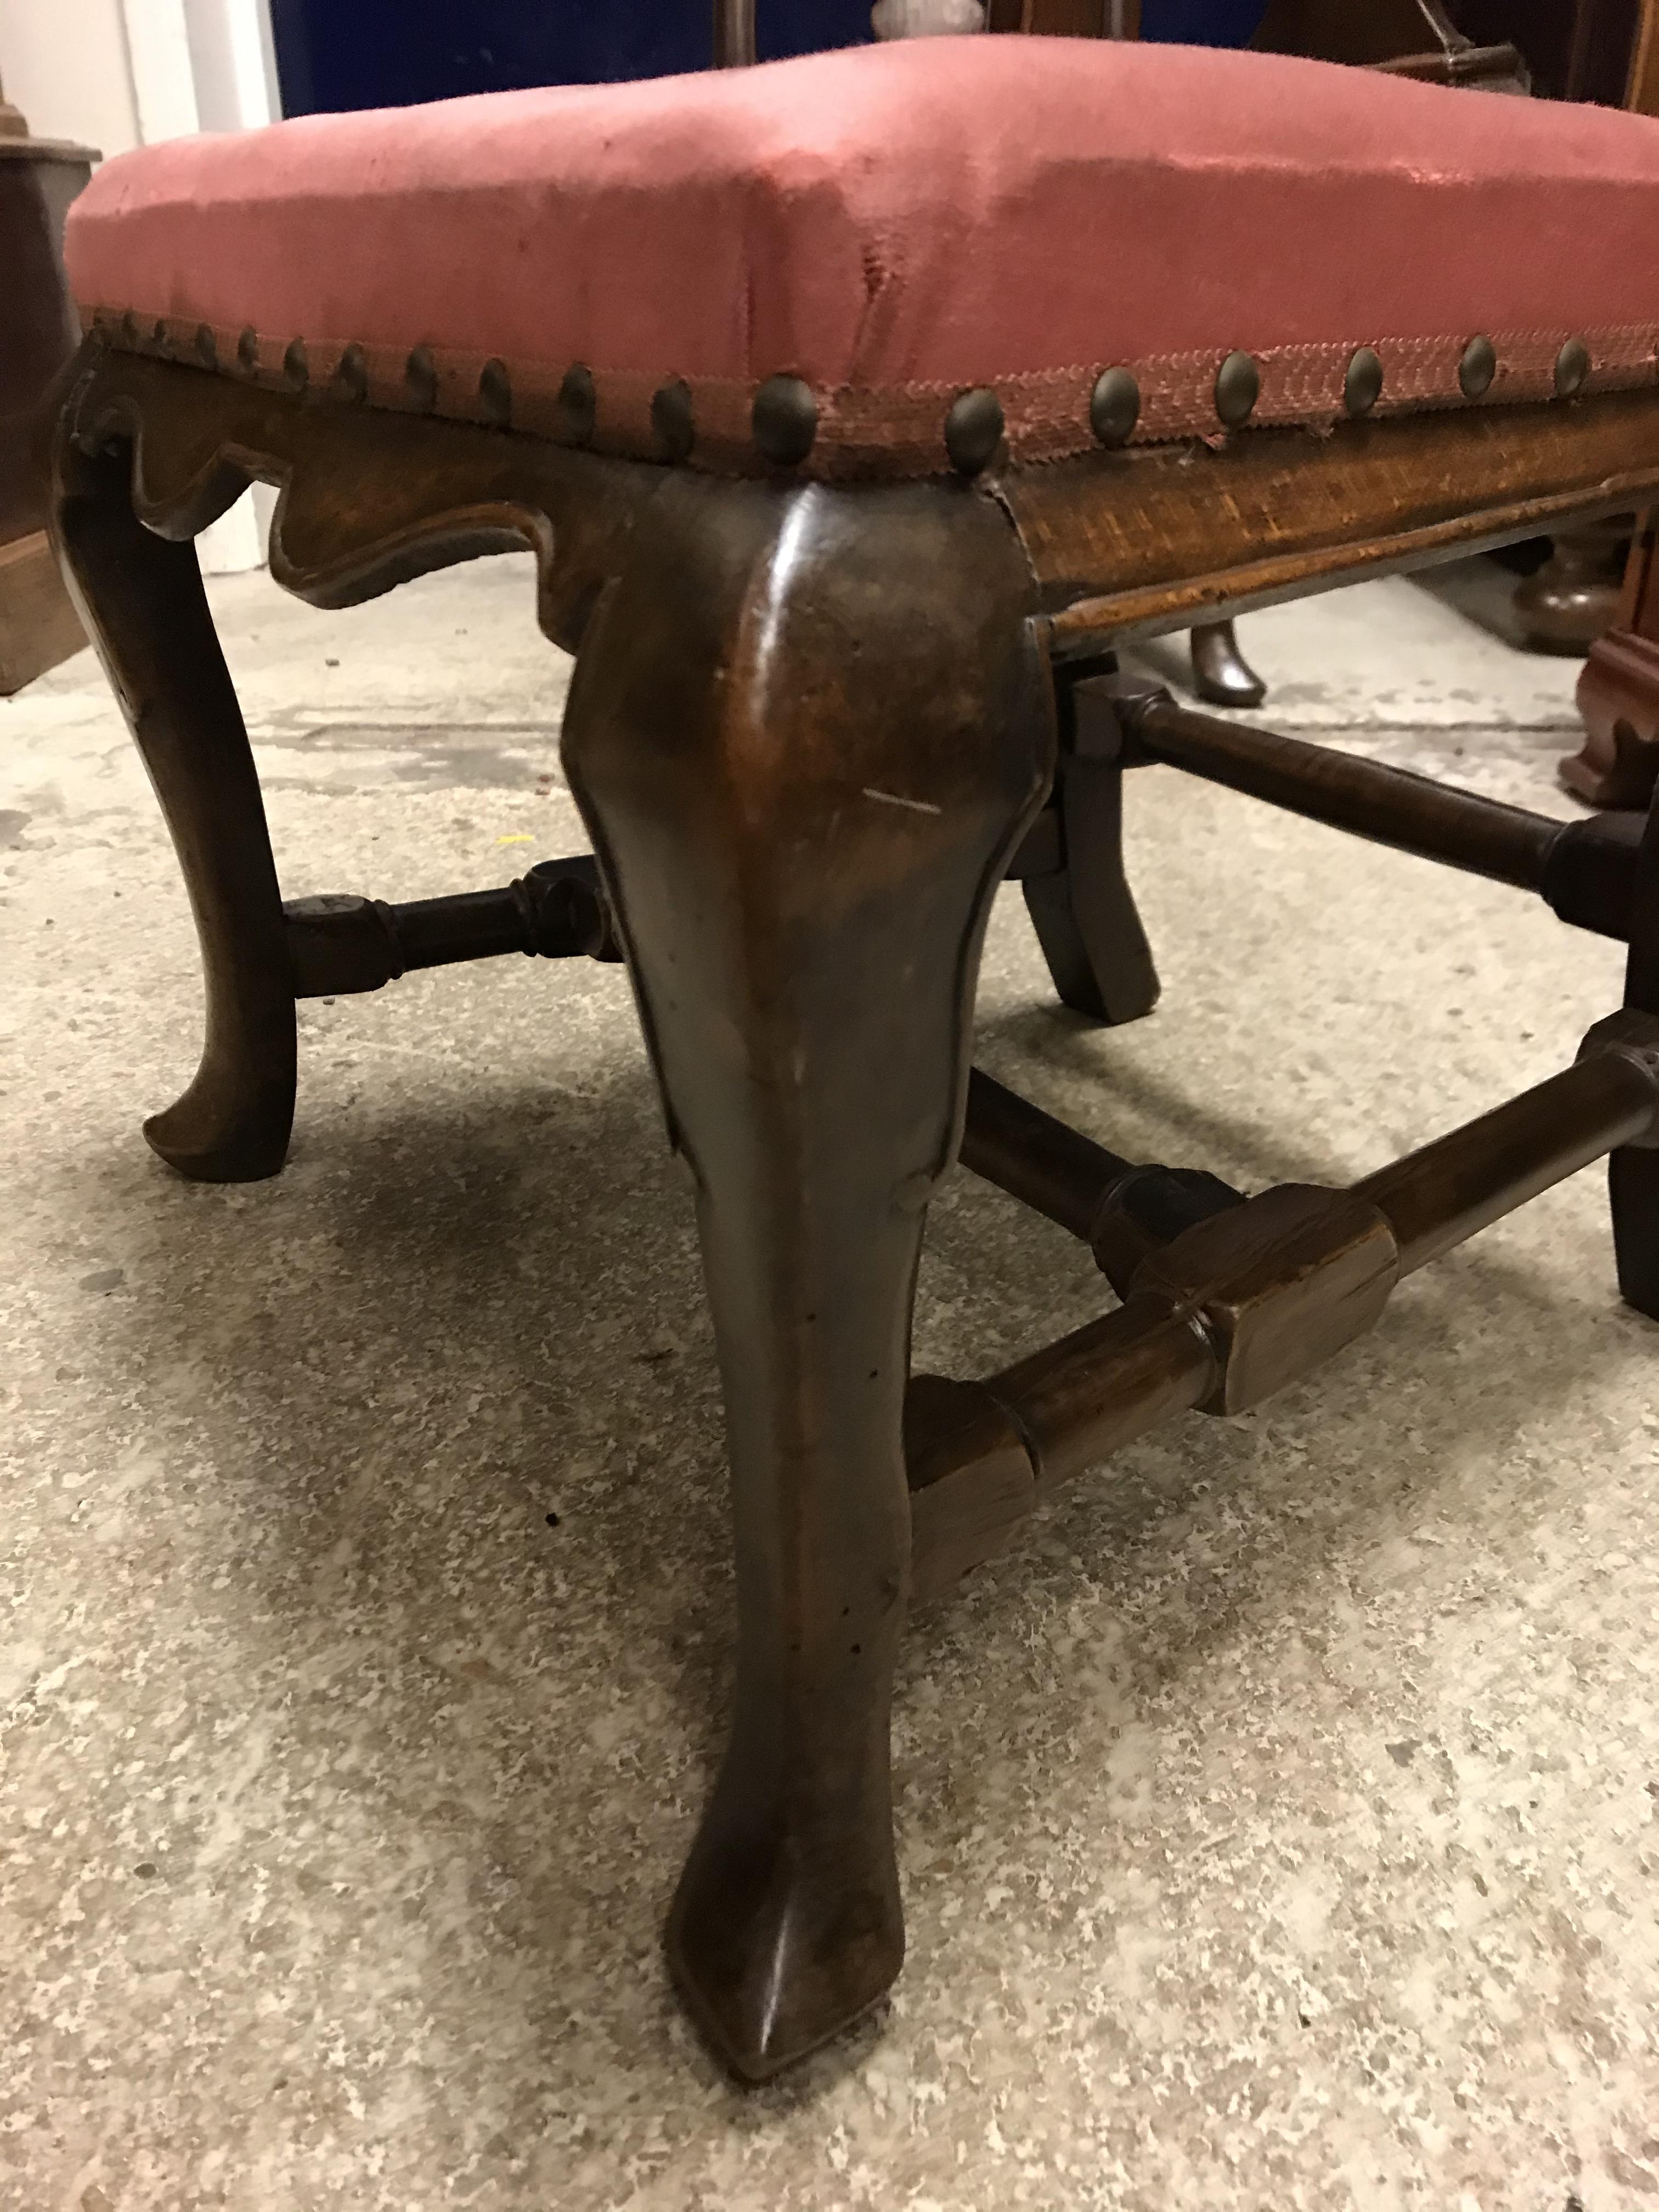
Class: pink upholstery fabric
67,40,1659,381
63,38,1659,473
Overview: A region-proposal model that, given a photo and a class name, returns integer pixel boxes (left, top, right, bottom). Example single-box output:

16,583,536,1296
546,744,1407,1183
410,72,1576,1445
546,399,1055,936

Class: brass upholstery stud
282,337,309,394
151,318,171,356
1089,367,1140,448
236,326,260,375
195,324,218,370
752,373,817,467
119,310,140,349
333,344,368,403
478,357,513,428
1555,337,1590,398
1215,351,1260,430
1459,334,1497,399
405,345,439,411
558,363,597,445
1344,346,1384,419
944,387,1005,476
652,377,696,463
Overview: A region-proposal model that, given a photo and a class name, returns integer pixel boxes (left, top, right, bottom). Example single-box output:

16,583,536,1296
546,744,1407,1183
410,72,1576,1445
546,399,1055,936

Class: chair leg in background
1023,667,1160,1026
1189,618,1266,709
49,433,295,1181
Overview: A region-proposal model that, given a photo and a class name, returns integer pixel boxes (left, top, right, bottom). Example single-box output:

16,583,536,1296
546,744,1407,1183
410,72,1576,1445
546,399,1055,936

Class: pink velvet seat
64,37,1659,478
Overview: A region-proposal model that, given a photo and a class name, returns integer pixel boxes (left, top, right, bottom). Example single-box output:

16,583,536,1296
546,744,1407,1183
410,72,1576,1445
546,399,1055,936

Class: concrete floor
3,551,1657,2210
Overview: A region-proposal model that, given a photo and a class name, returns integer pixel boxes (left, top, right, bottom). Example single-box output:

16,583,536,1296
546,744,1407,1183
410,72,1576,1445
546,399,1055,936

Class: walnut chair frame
47,336,1659,2083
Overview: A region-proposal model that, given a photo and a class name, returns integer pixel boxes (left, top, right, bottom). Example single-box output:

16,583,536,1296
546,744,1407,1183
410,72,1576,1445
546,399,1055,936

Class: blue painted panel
1138,0,1268,44
269,0,1269,122
270,0,875,118
758,0,878,63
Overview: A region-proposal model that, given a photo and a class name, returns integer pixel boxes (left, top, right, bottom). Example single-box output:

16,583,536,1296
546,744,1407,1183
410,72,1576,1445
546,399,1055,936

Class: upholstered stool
47,37,1659,2080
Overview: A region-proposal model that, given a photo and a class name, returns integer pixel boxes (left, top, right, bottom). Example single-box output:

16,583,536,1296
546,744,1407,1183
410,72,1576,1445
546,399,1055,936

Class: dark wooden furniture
1564,515,1659,804
1078,0,1530,707
0,78,93,693
1456,0,1650,101
1257,3,1656,664
50,330,1659,2080
1502,0,1659,663
47,33,1659,2084
1512,509,1630,653
985,3,1273,708
844,7,1267,715
1256,0,1528,82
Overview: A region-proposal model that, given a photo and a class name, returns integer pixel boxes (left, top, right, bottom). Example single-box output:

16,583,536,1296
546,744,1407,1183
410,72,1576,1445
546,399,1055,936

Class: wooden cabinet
0,86,95,695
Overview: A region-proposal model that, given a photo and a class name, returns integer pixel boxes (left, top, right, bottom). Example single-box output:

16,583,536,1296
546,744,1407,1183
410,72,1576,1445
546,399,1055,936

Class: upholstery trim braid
81,308,1659,481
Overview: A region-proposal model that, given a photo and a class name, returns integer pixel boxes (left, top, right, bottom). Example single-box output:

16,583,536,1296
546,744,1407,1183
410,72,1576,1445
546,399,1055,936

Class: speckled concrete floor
3,556,1657,2211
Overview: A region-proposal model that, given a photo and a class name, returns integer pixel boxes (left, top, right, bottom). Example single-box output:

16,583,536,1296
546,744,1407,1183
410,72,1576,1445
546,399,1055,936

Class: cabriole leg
1189,617,1266,709
50,431,295,1180
561,476,1051,2079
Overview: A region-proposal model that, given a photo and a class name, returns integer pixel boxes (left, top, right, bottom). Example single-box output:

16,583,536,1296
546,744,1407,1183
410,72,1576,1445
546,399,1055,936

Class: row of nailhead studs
959,332,1599,471
115,312,814,466
850,332,1600,471
106,312,1604,477
1083,334,1596,453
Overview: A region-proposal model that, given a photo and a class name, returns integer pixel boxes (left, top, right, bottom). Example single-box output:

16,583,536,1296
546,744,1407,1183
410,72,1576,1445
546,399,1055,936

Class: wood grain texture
1629,0,1659,110
1130,692,1562,888
57,344,1659,662
1008,394,1659,648
1357,1046,1659,1277
0,528,86,693
905,1375,1036,1609
987,1295,1218,1493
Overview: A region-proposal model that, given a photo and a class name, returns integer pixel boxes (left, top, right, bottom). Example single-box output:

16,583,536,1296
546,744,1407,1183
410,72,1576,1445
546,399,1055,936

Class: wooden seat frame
46,336,1659,2081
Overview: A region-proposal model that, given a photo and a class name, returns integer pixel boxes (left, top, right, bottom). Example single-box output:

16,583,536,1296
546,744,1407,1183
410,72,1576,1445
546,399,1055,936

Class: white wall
0,0,281,572
0,0,139,158
183,0,281,134
0,0,140,156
